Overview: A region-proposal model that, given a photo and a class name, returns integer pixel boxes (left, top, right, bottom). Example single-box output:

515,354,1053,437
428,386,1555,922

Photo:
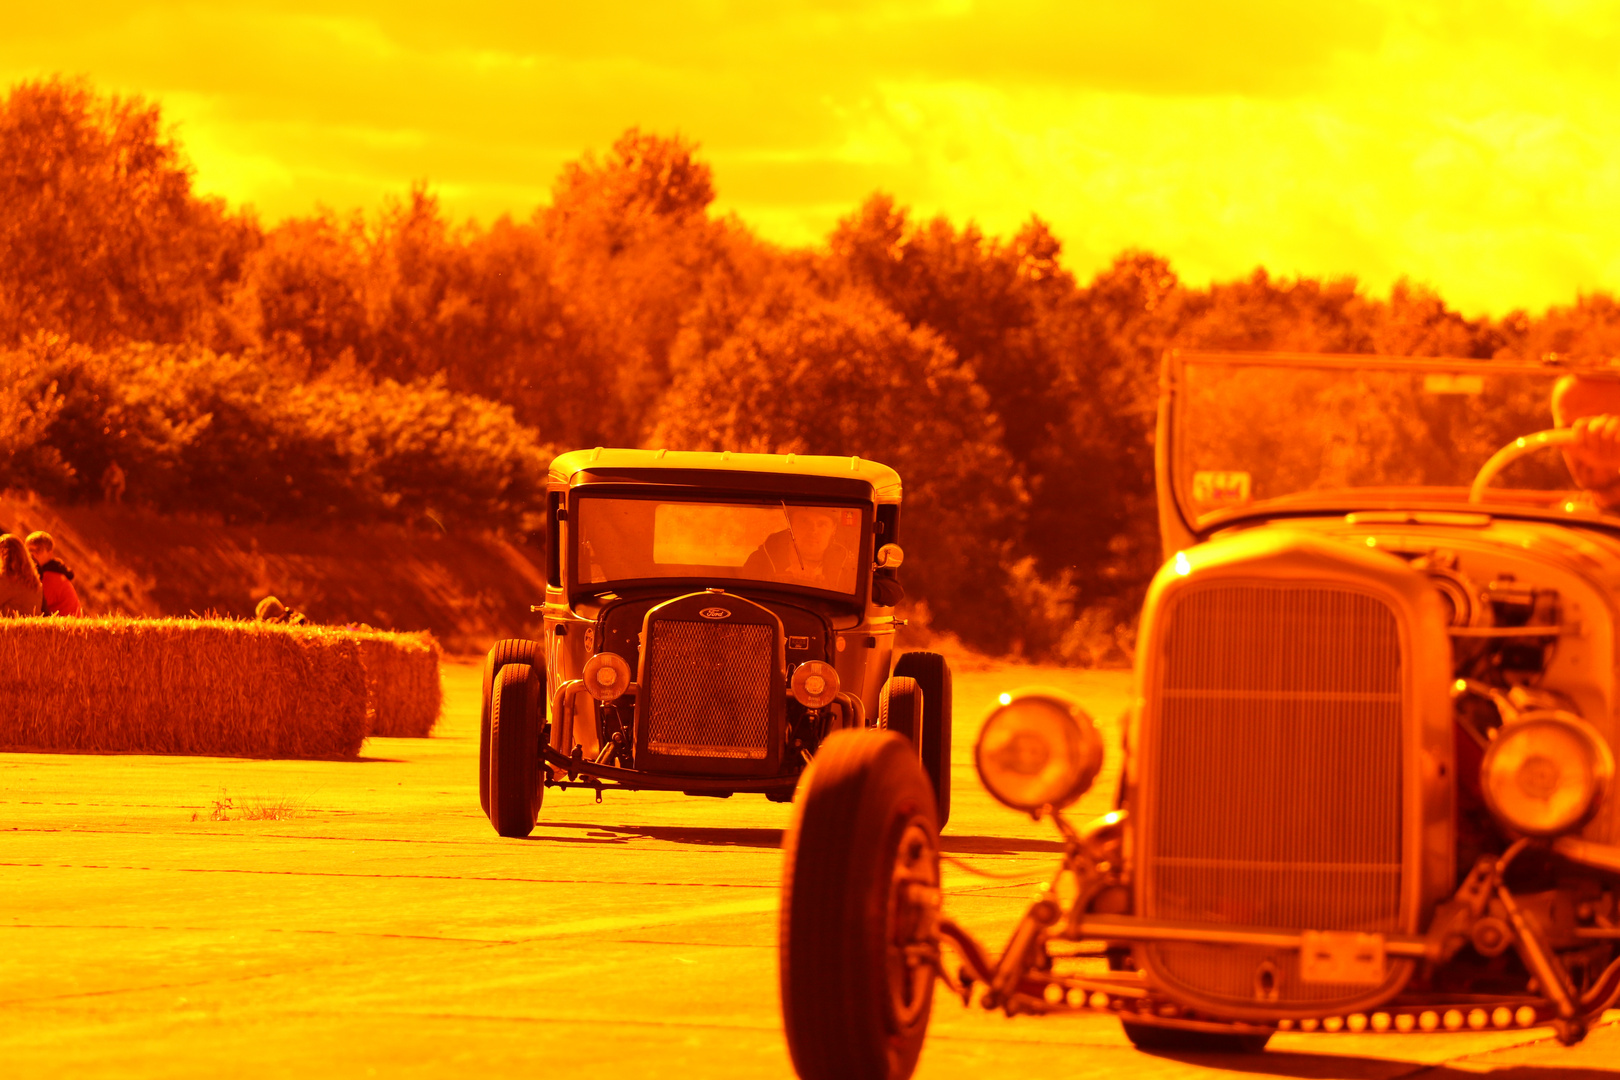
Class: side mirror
874,543,904,569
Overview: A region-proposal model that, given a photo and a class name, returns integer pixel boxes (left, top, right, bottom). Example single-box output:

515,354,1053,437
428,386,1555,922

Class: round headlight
974,690,1103,814
791,661,840,709
583,652,632,702
1481,711,1614,838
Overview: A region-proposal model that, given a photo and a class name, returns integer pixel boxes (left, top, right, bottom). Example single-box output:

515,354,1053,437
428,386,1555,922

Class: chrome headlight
1481,711,1614,838
791,661,840,708
583,652,632,702
975,690,1104,813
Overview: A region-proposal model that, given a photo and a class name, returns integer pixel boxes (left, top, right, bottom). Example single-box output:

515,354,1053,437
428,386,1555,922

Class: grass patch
192,790,302,821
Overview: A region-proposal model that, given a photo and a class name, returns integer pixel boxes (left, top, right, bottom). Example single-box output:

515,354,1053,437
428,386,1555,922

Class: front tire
1122,1021,1271,1054
878,676,923,745
481,638,539,815
893,652,952,828
489,662,543,838
780,730,940,1080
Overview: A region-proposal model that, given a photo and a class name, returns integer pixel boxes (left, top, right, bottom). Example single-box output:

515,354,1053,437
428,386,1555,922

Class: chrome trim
1073,914,1428,959
548,678,589,755
1553,835,1620,875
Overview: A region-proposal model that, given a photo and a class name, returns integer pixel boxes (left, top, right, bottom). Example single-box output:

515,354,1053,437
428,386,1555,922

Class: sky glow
5,1,1619,314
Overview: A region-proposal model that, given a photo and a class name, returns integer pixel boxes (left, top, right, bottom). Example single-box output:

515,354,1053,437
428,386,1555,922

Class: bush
1,334,552,529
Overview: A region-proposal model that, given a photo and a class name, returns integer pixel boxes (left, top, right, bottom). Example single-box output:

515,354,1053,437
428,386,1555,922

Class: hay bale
350,630,443,738
0,616,368,758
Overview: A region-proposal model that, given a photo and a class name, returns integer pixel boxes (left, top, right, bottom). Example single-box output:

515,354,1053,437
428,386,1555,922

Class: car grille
1143,582,1405,1005
644,619,774,760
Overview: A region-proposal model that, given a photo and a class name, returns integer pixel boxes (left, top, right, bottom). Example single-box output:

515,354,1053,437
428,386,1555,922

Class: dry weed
192,790,302,821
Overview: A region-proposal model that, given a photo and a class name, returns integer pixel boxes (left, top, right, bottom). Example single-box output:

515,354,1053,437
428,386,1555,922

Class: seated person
25,531,82,617
0,534,42,616
1553,374,1620,511
745,506,856,591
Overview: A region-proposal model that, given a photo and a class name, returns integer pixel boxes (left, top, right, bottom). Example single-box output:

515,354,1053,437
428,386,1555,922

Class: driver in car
1553,374,1620,511
745,505,854,589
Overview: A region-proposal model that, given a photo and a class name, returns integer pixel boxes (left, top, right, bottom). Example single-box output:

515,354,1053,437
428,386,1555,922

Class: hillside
0,492,546,653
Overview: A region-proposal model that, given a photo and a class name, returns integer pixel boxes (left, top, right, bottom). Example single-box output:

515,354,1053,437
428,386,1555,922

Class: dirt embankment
0,492,546,653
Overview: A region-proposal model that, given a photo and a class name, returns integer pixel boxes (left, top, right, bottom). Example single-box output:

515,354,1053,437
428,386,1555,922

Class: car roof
548,448,904,502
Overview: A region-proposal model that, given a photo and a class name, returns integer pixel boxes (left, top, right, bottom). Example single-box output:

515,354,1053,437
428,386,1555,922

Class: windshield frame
565,486,874,607
1160,349,1620,541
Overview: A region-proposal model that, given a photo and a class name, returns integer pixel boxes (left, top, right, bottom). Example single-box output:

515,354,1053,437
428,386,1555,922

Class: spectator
102,461,127,505
25,532,83,617
0,534,43,616
255,595,308,626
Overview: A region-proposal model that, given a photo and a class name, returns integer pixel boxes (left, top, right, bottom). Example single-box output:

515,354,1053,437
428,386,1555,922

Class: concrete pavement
2,656,1615,1078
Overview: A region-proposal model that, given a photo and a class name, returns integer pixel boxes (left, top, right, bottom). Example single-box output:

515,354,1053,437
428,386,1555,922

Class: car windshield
574,496,865,598
1170,353,1620,530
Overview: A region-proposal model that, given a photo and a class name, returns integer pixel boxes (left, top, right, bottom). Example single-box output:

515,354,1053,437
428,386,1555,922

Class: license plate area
1299,930,1387,985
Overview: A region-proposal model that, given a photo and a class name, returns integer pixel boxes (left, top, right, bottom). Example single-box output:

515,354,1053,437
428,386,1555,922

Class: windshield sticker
1192,470,1252,507
1423,373,1484,395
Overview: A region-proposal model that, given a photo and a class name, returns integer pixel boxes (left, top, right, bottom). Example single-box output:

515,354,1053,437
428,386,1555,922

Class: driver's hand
1571,414,1620,469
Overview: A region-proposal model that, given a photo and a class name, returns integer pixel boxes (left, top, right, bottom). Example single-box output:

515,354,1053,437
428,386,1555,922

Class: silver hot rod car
779,350,1620,1079
479,448,952,838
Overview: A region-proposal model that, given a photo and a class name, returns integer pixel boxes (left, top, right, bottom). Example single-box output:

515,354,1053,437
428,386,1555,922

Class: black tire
481,638,539,815
1121,1021,1271,1054
878,676,923,745
780,730,940,1080
489,662,543,838
893,652,951,829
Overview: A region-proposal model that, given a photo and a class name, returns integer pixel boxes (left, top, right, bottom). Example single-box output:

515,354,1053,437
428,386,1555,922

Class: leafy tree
652,282,1025,646
229,209,372,372
0,78,255,348
540,129,730,443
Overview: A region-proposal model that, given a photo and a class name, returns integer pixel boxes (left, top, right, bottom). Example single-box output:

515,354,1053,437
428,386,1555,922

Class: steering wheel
1468,429,1577,503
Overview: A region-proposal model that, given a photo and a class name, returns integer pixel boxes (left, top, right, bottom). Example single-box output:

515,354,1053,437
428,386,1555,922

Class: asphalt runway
3,657,1616,1079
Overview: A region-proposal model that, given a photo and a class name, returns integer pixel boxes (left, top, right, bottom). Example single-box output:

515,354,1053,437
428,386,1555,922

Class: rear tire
878,676,923,744
1121,1021,1271,1054
780,730,940,1080
893,652,952,829
481,638,539,815
489,662,543,838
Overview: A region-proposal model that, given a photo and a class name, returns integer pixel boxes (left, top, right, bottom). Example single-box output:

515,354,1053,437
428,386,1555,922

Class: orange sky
5,1,1619,315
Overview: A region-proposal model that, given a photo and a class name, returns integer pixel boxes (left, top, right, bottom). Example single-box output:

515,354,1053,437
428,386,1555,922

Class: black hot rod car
778,350,1620,1080
479,448,952,837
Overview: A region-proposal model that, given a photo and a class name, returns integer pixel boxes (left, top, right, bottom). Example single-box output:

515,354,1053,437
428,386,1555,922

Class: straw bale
351,630,443,738
0,616,368,758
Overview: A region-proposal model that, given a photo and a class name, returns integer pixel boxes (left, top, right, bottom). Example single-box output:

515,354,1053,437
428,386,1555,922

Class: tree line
6,75,1620,657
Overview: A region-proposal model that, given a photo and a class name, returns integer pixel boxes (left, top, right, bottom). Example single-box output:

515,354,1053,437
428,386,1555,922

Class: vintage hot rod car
479,448,952,838
779,350,1620,1079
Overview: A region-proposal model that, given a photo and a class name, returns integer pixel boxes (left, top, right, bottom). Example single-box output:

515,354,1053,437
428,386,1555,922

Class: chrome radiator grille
644,619,773,760
1144,583,1405,1003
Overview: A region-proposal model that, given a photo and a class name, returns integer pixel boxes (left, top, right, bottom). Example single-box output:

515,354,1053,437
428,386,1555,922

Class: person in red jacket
25,531,82,617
